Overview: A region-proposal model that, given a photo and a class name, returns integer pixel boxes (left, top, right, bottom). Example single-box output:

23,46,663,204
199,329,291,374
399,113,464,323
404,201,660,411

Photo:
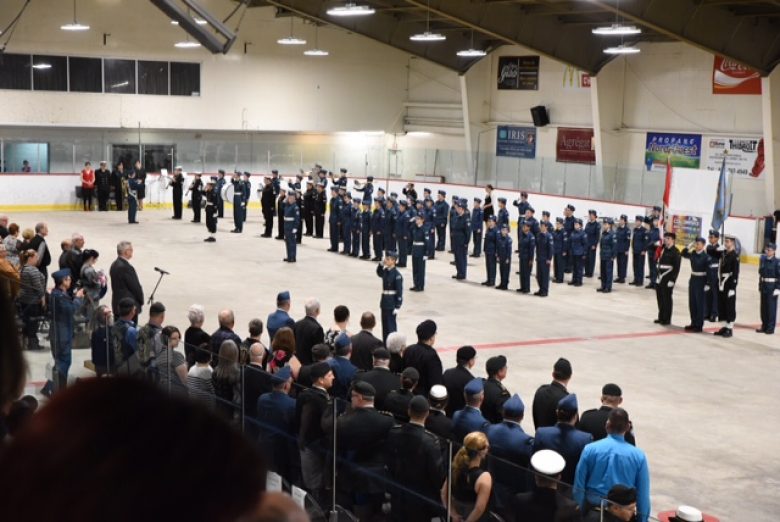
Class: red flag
656,156,673,260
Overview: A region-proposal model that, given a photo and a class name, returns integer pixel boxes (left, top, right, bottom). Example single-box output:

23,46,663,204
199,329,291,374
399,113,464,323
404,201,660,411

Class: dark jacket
296,386,330,449
353,366,400,411
577,406,636,445
402,342,443,397
442,365,473,417
532,381,568,429
482,377,511,424
350,330,384,371
109,256,144,315
209,326,242,364
293,315,324,366
533,423,593,485
513,488,582,522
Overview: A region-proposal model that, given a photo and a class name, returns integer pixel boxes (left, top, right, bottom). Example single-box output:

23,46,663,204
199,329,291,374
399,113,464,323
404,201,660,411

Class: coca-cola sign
712,56,761,95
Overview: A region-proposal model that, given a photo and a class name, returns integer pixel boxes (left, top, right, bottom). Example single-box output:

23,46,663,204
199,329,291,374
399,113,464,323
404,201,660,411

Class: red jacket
81,169,95,189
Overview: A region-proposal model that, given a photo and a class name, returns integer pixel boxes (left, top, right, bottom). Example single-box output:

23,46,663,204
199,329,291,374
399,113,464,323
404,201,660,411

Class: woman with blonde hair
441,431,493,522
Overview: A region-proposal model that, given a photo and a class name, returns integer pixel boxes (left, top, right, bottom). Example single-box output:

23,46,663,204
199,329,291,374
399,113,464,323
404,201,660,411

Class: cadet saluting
654,232,681,326
714,235,739,338
376,251,403,342
681,237,709,332
597,218,617,293
757,242,780,335
371,197,385,261
283,191,300,263
410,214,428,292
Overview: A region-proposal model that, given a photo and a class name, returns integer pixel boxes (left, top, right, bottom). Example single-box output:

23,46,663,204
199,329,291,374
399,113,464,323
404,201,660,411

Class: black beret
310,362,332,381
607,485,637,506
372,347,390,360
352,380,376,399
409,395,430,415
456,346,477,362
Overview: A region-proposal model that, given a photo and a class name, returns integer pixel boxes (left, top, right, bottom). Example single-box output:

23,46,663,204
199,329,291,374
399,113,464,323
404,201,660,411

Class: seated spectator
184,304,210,368
187,343,215,410
213,340,241,422
442,431,493,522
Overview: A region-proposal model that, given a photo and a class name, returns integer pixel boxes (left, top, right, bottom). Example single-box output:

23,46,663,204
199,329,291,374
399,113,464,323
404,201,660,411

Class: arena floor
15,208,780,521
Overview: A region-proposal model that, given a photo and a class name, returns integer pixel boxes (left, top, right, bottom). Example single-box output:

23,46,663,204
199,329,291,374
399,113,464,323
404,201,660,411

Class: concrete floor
13,208,780,521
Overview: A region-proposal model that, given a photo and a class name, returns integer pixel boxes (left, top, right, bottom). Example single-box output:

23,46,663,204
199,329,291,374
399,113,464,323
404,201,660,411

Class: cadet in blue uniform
215,169,226,218
517,221,535,293
681,237,710,332
598,218,617,293
654,232,681,326
447,195,458,254
410,214,428,292
371,198,385,261
424,198,436,259
275,187,287,240
283,192,300,263
395,200,410,267
328,187,341,252
383,198,397,252
539,210,552,235
563,204,576,272
486,394,534,510
434,190,449,251
242,172,252,227
615,215,630,283
376,252,403,342
350,197,362,257
497,198,510,230
452,378,489,442
497,223,513,290
360,201,371,259
452,199,471,280
126,170,140,224
203,178,218,243
705,230,723,321
532,394,593,485
714,236,740,338
341,193,353,255
482,217,498,287
569,219,587,286
471,198,483,257
189,173,203,223
645,217,661,289
230,172,243,233
757,242,780,334
523,207,540,236
584,210,601,278
535,221,553,297
630,215,647,286
354,175,374,205
553,218,568,283
513,191,531,222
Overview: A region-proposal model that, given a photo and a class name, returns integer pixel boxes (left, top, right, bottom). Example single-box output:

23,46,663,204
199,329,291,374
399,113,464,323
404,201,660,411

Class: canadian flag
656,157,673,260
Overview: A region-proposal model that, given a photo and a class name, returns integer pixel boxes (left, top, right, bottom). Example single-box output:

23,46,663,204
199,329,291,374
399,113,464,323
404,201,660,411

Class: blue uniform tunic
497,233,513,289
376,264,403,342
681,248,711,329
518,230,535,292
599,230,617,291
758,254,780,333
615,225,631,281
553,227,568,283
484,226,499,286
535,231,553,296
283,202,300,262
434,200,449,251
411,223,427,291
471,207,484,256
569,229,587,285
584,219,602,277
631,226,647,285
371,207,385,259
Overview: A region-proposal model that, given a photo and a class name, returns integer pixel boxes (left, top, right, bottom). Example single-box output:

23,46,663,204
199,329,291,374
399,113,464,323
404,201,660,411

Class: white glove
667,281,674,288
728,290,735,298
423,257,428,261
704,285,710,292
292,229,297,234
717,245,725,251
774,289,780,297
392,309,398,316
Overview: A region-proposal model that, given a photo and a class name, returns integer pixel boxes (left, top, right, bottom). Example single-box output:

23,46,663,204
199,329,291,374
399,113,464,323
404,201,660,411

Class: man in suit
109,241,144,323
349,312,384,371
452,378,489,442
533,394,593,485
256,366,298,483
402,319,443,397
267,290,295,342
482,355,511,423
352,347,399,411
426,384,453,441
293,297,324,366
442,345,476,417
577,383,636,445
244,343,273,440
532,357,573,429
296,362,334,507
513,449,581,522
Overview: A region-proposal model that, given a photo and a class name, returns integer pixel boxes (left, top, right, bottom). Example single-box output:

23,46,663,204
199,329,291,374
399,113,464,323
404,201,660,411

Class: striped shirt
187,365,215,410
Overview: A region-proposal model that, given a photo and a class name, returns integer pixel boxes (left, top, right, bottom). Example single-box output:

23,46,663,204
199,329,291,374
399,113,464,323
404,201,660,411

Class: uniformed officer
482,216,499,287
447,195,458,253
215,169,226,218
230,172,243,233
376,251,403,342
496,223,513,290
482,355,511,423
354,175,374,205
170,166,184,220
539,210,553,234
395,200,410,267
452,199,471,280
522,207,540,236
410,214,428,292
270,169,281,198
261,176,276,237
714,235,740,338
126,169,140,224
328,186,341,252
705,230,723,321
283,191,300,263
630,215,648,286
314,181,327,238
337,167,348,187
203,177,218,243
568,219,587,286
584,210,601,278
275,187,287,240
535,221,553,297
471,198,484,258
598,218,617,293
383,198,397,253
370,197,385,261
452,378,489,442
615,215,631,283
424,197,436,259
189,173,203,223
241,172,252,225
553,217,568,284
681,237,710,332
350,197,362,257
654,232,681,326
563,204,576,272
295,187,303,245
360,201,372,259
497,197,510,229
341,192,353,256
434,190,449,251
645,216,661,289
757,242,780,334
517,221,535,293
303,179,315,236
532,394,593,485
513,191,531,221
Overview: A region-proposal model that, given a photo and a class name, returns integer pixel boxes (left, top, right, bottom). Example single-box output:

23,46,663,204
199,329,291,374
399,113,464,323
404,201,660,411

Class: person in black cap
402,319,443,397
496,223,513,290
569,219,587,286
535,220,553,297
704,230,723,321
385,367,419,422
497,197,510,229
583,484,638,522
471,198,483,258
302,179,315,236
45,268,85,396
229,172,243,233
256,366,296,481
203,178,218,243
615,215,631,283
260,176,276,237
241,172,252,226
451,200,470,280
482,217,499,287
645,216,662,289
426,385,454,440
328,186,341,250
341,192,354,256
577,383,636,445
552,217,567,284
532,357,573,429
714,235,740,337
482,355,511,423
376,251,403,341
215,169,226,218
188,173,203,224
654,232,681,326
314,181,327,238
758,242,780,334
370,198,385,261
680,237,710,332
630,216,648,286
584,210,601,278
598,218,617,293
410,213,428,291
442,346,476,417
563,204,576,273
353,347,400,411
517,221,535,293
282,191,300,263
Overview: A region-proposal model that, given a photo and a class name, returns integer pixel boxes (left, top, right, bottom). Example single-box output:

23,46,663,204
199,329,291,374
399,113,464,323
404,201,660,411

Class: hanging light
592,23,641,36
604,44,640,54
32,63,52,70
278,17,307,45
326,3,375,17
304,25,329,56
61,0,90,31
457,30,486,57
175,35,201,49
410,0,446,42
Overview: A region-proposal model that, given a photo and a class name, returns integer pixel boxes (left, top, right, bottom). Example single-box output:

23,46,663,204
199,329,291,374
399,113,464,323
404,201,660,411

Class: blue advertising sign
644,132,702,172
496,126,537,159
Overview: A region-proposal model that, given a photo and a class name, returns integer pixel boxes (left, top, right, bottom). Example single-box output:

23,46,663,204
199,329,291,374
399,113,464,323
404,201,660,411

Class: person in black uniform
171,166,184,220
451,199,471,280
371,198,385,261
513,450,582,522
230,172,243,233
360,201,372,259
283,192,300,263
95,161,112,211
481,355,511,424
275,188,287,240
377,252,403,342
482,216,498,286
758,242,780,335
442,346,476,417
705,230,723,321
126,171,140,224
352,347,400,411
532,358,572,429
215,169,226,218
385,395,446,522
328,187,341,251
402,320,443,397
577,383,636,446
260,177,276,237
189,173,203,223
314,181,327,238
303,180,315,236
111,162,125,211
296,362,334,507
385,368,419,423
654,232,681,326
426,385,454,440
410,213,428,291
714,235,740,338
133,160,146,210
203,177,218,243
681,237,710,332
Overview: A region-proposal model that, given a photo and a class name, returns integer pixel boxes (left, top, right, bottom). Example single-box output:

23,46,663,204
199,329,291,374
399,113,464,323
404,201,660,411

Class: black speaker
530,105,549,127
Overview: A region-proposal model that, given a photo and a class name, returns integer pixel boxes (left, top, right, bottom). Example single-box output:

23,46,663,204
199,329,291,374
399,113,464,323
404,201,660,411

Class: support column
459,74,474,176
591,56,627,171
761,67,780,213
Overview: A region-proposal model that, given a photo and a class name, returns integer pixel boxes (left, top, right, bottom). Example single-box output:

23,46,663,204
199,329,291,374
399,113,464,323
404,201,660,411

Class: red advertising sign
556,128,595,164
712,56,762,95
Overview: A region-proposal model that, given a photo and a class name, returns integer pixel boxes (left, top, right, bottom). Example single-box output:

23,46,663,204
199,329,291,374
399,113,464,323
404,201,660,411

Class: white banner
702,136,765,179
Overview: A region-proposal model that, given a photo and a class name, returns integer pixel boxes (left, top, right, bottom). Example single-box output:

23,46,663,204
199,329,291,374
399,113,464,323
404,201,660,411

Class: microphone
154,267,170,275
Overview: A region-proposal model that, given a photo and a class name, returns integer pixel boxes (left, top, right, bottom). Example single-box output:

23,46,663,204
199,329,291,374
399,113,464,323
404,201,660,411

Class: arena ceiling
243,0,780,75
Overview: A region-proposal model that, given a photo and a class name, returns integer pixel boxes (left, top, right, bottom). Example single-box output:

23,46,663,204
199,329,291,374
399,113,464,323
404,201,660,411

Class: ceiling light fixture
174,37,201,49
592,23,641,36
604,44,640,55
278,17,306,45
326,3,375,17
410,0,446,42
304,25,329,56
599,0,641,54
61,0,90,31
32,63,52,70
457,30,486,57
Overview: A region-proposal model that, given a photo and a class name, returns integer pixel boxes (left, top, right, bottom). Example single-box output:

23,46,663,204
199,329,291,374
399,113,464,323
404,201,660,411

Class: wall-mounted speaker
530,105,549,127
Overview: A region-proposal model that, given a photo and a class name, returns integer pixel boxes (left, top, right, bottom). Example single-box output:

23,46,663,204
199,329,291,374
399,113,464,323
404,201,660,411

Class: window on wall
138,60,169,95
0,53,32,90
170,62,200,96
2,143,50,173
69,57,102,93
104,59,136,94
32,55,68,91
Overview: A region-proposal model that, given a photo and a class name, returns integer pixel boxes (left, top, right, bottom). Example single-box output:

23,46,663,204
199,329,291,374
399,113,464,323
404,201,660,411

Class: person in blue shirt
452,378,489,442
370,198,385,261
645,216,661,289
517,222,535,294
267,291,295,342
598,218,617,293
283,192,300,263
535,221,553,297
341,193,354,256
410,214,428,292
497,198,510,230
46,269,84,394
360,201,372,260
680,237,710,332
383,199,397,253
328,187,341,253
451,199,471,280
482,217,498,287
486,394,534,510
424,198,436,260
553,218,568,284
328,333,358,401
395,200,410,268
471,198,484,258
615,215,631,283
563,204,576,273
574,408,651,522
496,224,513,290
569,219,587,287
257,366,297,480
434,190,449,251
630,215,647,286
584,210,602,278
350,198,362,258
376,252,403,342
757,242,780,334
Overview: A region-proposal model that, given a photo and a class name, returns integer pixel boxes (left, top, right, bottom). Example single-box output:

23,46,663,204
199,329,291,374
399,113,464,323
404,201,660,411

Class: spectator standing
532,357,573,429
402,319,443,397
349,311,383,371
293,297,324,366
109,241,143,322
212,340,241,422
27,222,51,279
183,304,210,368
442,346,476,417
81,161,95,211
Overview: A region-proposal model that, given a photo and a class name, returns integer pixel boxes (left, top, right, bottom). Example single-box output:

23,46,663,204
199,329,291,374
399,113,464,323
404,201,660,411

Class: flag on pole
656,156,673,260
711,156,729,231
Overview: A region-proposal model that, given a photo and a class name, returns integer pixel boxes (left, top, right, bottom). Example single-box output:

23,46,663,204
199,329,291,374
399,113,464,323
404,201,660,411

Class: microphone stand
148,271,168,305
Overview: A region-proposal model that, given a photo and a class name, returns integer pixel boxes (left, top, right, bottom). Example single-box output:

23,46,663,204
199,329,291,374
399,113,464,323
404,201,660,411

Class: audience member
578,383,636,445
269,326,300,378
89,305,113,376
42,269,84,396
210,309,242,365
443,431,493,522
533,394,593,485
3,223,21,267
452,378,490,442
184,304,210,368
136,302,166,373
442,345,477,416
79,249,105,330
385,331,406,373
212,340,242,422
296,343,330,389
187,344,216,410
513,449,581,522
329,332,358,401
385,367,419,422
293,297,324,366
352,347,399,411
482,355,511,424
350,311,383,371
111,297,142,376
533,357,573,429
156,325,187,394
27,222,51,278
402,319,443,396
241,318,267,366
257,366,298,482
324,304,350,348
425,384,454,440
267,290,295,342
0,243,20,300
584,484,638,522
17,249,46,351
109,241,143,321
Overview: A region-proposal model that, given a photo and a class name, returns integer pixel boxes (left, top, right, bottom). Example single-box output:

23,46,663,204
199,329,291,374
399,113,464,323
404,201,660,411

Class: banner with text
556,127,595,164
496,126,537,159
712,56,762,95
702,136,765,179
644,132,702,172
497,56,540,90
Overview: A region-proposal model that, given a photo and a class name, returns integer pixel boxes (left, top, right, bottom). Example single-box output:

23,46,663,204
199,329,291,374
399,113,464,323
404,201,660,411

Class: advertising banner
702,136,765,179
644,132,702,172
670,214,703,250
497,56,540,90
496,126,537,159
712,56,761,95
556,128,595,164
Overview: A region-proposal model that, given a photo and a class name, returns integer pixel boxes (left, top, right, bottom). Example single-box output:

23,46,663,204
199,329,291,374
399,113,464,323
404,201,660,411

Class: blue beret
277,290,290,302
542,210,550,217
557,393,578,413
271,366,292,384
604,218,614,225
459,199,468,207
588,209,597,216
575,218,583,225
335,332,351,349
708,230,720,238
766,242,776,250
489,216,497,222
438,190,446,196
474,197,482,203
385,250,398,258
464,378,484,396
620,214,628,221
502,394,525,416
555,217,564,223
52,268,72,283
498,197,507,203
527,207,535,213
500,223,509,230
398,200,408,207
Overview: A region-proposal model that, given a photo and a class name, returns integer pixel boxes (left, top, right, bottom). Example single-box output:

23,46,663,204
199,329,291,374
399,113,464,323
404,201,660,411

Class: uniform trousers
315,213,325,238
472,231,482,256
233,197,243,232
586,247,597,277
632,252,645,284
688,276,707,328
647,255,658,286
519,257,532,291
485,252,497,285
572,255,584,284
329,222,339,251
705,270,719,319
600,259,614,291
760,291,777,333
263,210,274,236
206,207,217,234
381,309,397,343
616,252,628,280
412,255,426,290
536,260,550,295
498,258,511,288
372,233,384,259
656,280,674,323
436,224,447,250
718,285,737,323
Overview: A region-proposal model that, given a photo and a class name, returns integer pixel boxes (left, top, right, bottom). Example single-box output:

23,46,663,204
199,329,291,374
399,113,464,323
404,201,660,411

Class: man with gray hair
385,331,406,373
293,297,324,366
63,233,86,289
210,309,242,365
109,240,143,322
27,222,50,278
